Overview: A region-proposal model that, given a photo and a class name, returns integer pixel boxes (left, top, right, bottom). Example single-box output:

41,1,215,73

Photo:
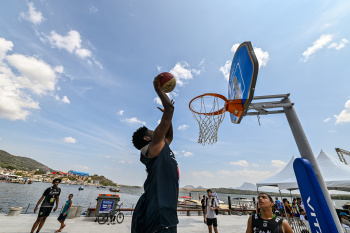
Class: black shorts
206,218,218,227
57,213,68,221
156,226,177,233
38,207,53,217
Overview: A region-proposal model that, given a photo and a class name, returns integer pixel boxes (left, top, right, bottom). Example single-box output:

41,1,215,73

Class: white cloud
46,30,100,65
302,34,333,62
334,99,350,124
157,119,161,124
153,92,177,106
219,60,231,81
178,124,189,131
20,2,44,25
328,38,349,50
181,150,193,157
0,137,2,141
123,117,146,125
75,48,92,59
251,163,260,167
157,66,162,72
221,44,269,80
89,6,98,14
63,136,77,144
61,96,70,104
0,37,62,121
75,165,89,171
230,160,249,167
329,130,337,133
271,160,287,168
119,160,126,164
117,110,124,116
105,155,111,159
170,61,193,86
192,171,214,178
323,118,331,123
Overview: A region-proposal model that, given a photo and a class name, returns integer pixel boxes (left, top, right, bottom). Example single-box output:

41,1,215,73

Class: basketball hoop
189,93,243,145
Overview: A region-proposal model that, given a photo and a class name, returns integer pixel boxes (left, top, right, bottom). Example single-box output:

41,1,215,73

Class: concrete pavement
0,213,249,233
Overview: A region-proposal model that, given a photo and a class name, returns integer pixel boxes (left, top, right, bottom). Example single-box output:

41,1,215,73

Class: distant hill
235,182,257,191
0,150,51,172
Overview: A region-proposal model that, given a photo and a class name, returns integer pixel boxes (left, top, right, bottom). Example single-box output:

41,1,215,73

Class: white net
189,95,226,145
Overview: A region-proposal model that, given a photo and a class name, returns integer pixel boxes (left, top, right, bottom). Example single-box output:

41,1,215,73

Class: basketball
159,72,176,93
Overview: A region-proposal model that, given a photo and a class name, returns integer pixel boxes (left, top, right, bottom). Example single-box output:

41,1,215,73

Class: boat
100,186,106,188
177,196,201,208
109,188,120,192
79,186,84,190
28,180,33,184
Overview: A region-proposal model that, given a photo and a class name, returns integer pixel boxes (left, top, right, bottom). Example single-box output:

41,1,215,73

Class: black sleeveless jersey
252,214,283,233
131,141,179,233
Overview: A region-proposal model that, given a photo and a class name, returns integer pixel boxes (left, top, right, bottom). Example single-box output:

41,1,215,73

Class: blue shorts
57,213,68,221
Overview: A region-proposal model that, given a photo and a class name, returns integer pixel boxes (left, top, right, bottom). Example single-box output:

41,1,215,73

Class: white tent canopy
257,150,350,192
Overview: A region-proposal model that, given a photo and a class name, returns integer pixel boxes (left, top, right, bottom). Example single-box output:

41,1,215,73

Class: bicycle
97,203,124,225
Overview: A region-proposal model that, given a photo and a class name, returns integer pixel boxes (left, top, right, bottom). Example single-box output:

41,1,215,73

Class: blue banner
293,158,338,233
99,200,114,213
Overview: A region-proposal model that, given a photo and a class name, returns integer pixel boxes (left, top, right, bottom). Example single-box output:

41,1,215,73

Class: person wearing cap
30,178,62,233
340,212,350,228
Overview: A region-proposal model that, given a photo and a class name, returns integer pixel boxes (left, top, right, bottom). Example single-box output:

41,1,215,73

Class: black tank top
131,141,179,233
252,214,283,233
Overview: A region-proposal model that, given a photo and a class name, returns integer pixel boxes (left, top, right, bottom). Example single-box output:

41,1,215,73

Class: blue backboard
228,42,259,123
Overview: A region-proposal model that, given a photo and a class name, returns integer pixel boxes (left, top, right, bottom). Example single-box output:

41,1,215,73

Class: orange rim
189,93,244,117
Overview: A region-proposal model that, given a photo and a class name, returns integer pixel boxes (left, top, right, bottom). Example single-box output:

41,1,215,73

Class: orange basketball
159,72,176,93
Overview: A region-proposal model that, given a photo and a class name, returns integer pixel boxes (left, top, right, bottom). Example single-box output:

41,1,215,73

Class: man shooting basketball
131,74,179,233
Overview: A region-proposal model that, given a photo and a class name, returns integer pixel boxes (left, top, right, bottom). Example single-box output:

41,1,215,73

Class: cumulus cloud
181,150,193,157
221,44,269,80
46,30,101,68
230,160,249,167
64,136,77,143
61,96,70,104
20,2,44,25
89,5,98,14
328,38,349,50
117,110,124,116
192,171,214,178
178,124,189,131
302,34,333,61
334,99,350,124
271,160,287,168
170,61,193,86
123,117,146,125
323,118,331,123
0,37,62,120
153,92,178,106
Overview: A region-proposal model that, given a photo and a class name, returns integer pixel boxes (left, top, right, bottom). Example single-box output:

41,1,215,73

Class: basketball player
246,193,293,233
131,74,179,233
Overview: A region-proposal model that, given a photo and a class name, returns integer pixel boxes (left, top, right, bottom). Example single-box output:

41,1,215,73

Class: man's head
52,178,61,187
68,194,73,200
275,197,278,200
258,193,274,209
132,126,153,150
207,189,212,197
340,212,349,220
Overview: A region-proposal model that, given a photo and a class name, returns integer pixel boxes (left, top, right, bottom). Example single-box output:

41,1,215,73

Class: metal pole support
281,97,343,232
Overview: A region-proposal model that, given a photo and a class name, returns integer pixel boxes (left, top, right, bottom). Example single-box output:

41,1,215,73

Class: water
1,182,349,215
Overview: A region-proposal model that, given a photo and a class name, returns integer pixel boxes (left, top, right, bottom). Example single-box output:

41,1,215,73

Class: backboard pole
281,97,343,232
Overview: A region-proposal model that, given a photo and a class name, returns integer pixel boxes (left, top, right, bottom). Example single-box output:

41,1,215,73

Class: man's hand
34,207,38,213
63,213,66,216
157,100,175,112
204,217,207,223
153,74,162,90
53,206,58,212
210,207,215,210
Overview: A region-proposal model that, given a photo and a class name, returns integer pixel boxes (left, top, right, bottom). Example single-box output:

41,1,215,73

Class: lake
0,182,349,215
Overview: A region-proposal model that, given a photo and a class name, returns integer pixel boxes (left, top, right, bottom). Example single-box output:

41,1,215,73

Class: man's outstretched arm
157,99,174,145
148,74,174,158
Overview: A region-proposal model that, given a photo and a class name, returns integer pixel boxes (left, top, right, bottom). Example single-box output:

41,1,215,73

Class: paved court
0,213,249,233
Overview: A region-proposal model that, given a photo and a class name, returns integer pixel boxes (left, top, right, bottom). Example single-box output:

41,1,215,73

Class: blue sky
1,1,350,188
